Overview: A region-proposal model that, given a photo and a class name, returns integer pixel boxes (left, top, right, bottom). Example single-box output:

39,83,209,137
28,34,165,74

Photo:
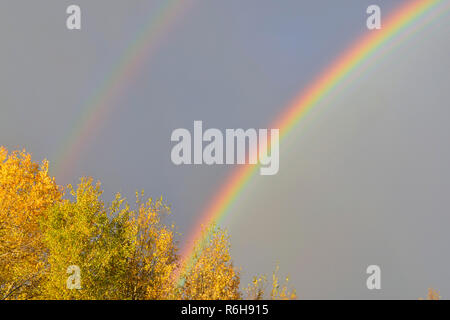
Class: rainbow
53,0,193,180
176,0,446,281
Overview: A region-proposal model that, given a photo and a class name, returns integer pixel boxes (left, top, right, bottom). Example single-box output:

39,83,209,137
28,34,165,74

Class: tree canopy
0,147,296,300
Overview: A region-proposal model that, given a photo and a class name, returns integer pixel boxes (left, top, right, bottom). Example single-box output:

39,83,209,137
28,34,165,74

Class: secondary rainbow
176,0,446,280
53,0,192,180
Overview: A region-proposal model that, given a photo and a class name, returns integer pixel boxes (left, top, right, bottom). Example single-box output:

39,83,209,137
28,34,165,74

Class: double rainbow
50,0,447,282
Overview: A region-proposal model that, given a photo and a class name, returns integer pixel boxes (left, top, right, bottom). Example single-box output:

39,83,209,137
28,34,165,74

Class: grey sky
1,0,449,298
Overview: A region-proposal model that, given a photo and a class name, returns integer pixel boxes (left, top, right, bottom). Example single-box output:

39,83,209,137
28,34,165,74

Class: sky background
1,0,449,299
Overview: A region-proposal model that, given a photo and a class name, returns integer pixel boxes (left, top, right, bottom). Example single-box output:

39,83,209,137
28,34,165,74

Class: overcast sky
1,0,449,299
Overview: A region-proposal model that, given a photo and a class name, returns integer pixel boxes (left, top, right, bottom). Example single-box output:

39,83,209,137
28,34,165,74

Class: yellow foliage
0,147,300,300
179,226,241,300
245,265,296,300
0,147,62,299
121,192,178,299
420,288,441,300
38,180,178,300
39,178,135,299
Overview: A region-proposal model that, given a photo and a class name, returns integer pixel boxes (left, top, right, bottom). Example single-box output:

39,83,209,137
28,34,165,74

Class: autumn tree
0,147,297,300
39,178,135,299
39,179,178,300
178,226,241,300
0,147,62,300
120,192,178,299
